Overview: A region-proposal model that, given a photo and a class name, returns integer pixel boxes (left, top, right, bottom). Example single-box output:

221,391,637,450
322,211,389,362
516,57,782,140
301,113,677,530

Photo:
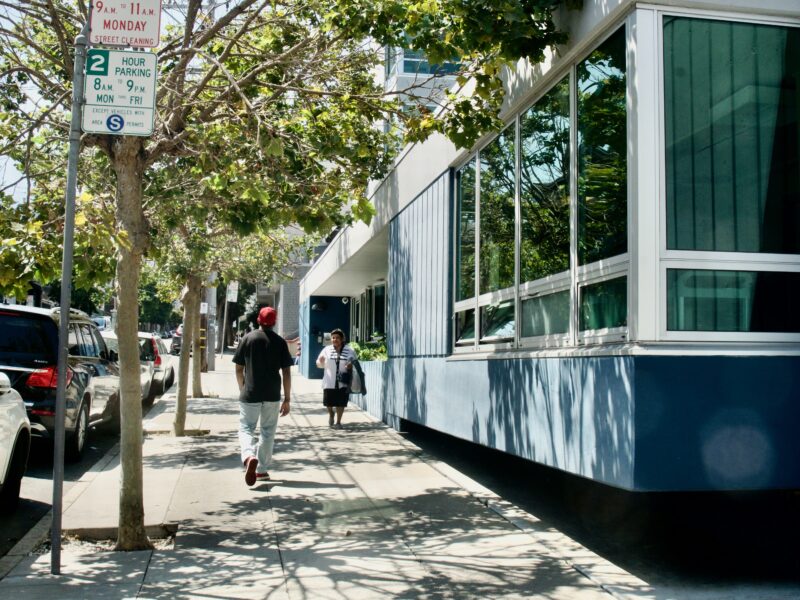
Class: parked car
0,372,30,511
139,333,175,400
101,331,156,406
0,305,120,461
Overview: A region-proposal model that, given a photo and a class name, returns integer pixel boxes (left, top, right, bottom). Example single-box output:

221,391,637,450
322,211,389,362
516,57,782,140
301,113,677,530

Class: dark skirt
323,387,349,407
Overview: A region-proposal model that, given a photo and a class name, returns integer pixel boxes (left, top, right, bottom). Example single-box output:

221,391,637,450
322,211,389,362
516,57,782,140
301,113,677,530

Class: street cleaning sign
82,48,157,136
89,0,162,48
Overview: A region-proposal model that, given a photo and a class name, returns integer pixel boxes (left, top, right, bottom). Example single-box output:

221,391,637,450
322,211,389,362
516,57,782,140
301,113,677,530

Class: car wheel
66,401,89,462
0,434,30,512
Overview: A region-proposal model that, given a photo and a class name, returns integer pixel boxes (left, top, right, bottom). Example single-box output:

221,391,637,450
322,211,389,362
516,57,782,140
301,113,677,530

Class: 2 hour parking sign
81,48,157,136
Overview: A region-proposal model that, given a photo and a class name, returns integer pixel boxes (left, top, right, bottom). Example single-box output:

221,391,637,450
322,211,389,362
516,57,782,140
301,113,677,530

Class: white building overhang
300,131,458,302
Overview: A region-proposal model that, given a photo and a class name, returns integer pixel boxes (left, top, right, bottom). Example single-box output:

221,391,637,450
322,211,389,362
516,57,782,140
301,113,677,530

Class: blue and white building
299,0,800,492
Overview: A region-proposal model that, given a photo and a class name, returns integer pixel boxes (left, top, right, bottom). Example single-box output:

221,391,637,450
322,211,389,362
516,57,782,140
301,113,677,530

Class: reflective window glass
480,301,515,341
67,325,81,356
79,324,98,357
577,28,627,265
665,18,800,254
520,77,571,283
456,162,476,301
667,269,800,332
579,277,627,331
455,310,476,345
480,126,516,294
521,290,570,338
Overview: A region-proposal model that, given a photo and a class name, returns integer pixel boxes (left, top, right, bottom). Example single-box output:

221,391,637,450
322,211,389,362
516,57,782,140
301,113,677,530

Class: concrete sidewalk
0,354,652,599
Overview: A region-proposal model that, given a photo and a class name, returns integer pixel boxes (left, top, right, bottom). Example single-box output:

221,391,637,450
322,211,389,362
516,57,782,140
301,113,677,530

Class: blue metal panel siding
350,360,387,418
388,172,451,358
372,353,800,491
633,355,800,492
381,355,636,489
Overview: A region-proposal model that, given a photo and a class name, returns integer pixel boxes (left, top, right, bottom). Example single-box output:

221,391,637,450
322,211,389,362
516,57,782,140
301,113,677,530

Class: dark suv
0,305,121,461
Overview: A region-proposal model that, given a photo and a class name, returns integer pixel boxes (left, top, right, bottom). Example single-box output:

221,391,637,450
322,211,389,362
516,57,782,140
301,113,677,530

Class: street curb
0,440,121,581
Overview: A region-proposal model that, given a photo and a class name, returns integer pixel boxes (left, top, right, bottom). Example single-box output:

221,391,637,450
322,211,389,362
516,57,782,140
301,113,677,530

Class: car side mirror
109,350,119,362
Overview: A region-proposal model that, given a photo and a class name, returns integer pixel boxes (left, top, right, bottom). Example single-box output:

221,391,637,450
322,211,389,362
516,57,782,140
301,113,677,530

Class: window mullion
514,115,521,349
569,65,579,346
474,154,481,351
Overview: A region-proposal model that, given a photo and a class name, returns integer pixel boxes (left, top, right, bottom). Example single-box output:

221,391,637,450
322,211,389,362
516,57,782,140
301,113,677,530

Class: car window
92,327,109,359
68,324,82,356
102,335,119,354
0,311,57,364
139,338,154,362
78,323,99,357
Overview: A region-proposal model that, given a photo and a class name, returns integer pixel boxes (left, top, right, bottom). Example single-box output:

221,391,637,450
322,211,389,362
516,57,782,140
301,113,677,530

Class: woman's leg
335,405,344,425
327,406,335,426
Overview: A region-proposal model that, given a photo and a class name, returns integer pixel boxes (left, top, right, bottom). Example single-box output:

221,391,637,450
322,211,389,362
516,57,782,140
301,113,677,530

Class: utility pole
52,22,89,576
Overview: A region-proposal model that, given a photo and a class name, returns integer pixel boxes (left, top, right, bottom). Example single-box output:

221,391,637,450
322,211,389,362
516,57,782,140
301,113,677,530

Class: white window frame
655,8,800,343
451,21,633,354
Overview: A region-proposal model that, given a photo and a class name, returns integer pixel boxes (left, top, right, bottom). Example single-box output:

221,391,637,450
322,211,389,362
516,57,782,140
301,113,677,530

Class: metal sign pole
219,298,230,356
51,22,89,576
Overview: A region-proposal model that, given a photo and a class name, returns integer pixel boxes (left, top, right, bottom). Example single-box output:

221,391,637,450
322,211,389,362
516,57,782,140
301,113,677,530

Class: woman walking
316,328,356,429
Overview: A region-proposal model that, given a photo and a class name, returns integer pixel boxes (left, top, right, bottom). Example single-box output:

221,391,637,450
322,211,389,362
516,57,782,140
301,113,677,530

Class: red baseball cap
257,307,277,327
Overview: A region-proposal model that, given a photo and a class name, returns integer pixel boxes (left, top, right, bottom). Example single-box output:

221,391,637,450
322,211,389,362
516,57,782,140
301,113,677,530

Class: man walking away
233,307,293,485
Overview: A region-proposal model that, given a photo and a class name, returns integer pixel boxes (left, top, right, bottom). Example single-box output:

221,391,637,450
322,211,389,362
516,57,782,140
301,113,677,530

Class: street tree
1,0,576,550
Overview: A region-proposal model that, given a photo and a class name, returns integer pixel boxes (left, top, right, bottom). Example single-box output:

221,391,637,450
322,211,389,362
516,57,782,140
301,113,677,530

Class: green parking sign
82,48,157,136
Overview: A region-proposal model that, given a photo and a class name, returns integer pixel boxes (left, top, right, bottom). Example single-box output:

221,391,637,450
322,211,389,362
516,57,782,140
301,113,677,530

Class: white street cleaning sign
82,48,157,136
89,0,162,48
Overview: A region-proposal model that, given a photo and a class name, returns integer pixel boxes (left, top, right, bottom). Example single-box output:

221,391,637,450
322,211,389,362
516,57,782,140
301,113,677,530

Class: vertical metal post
51,22,89,576
206,273,216,371
219,298,229,356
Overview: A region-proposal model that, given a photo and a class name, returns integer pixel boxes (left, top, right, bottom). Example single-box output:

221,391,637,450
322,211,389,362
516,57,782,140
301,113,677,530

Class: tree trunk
112,137,153,551
192,284,204,397
173,274,200,436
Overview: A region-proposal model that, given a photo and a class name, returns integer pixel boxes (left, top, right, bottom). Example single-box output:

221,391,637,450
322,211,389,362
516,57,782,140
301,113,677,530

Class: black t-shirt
232,328,293,403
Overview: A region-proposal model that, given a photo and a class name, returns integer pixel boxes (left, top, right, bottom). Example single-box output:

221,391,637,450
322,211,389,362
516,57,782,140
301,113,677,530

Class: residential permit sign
82,48,157,136
89,0,162,48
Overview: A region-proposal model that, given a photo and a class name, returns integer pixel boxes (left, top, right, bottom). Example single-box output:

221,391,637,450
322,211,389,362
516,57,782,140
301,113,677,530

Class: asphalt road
0,425,120,559
401,420,800,589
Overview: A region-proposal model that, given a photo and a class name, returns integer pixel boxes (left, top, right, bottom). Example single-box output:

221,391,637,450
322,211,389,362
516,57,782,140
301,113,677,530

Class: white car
100,331,157,406
0,372,31,511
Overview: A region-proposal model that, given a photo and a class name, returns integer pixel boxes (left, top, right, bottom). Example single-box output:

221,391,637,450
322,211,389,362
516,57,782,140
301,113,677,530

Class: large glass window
577,28,628,265
453,26,629,351
667,269,800,332
580,277,627,331
456,163,476,302
520,76,571,282
481,301,515,342
455,309,476,345
521,290,570,338
402,47,460,75
480,126,516,294
665,18,800,254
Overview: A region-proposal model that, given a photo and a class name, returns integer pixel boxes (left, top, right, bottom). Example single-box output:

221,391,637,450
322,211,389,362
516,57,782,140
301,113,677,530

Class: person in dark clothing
232,306,293,485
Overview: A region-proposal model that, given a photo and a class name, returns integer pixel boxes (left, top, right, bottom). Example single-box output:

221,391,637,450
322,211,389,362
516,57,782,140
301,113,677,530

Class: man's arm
235,364,245,391
280,366,291,416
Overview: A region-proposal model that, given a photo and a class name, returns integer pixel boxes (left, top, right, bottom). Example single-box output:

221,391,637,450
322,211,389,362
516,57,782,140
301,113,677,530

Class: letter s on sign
106,114,125,132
